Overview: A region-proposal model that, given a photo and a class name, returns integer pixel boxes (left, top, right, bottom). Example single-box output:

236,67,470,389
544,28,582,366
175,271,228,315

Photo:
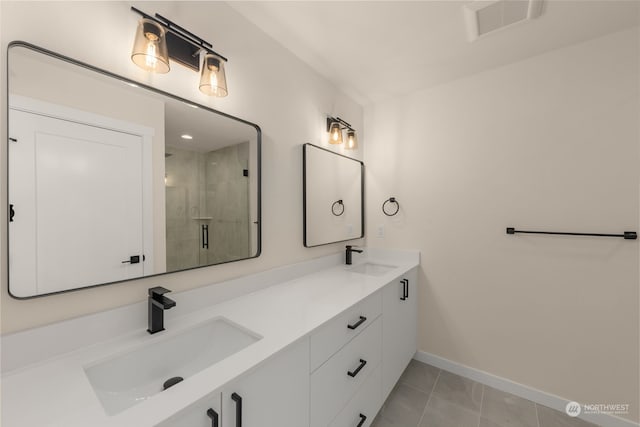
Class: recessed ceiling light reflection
181,134,193,140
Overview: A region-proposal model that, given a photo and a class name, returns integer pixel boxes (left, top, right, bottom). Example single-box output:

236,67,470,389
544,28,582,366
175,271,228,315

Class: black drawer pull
206,408,219,427
357,413,367,427
231,393,242,427
404,278,409,299
347,316,367,330
400,279,407,301
347,359,367,377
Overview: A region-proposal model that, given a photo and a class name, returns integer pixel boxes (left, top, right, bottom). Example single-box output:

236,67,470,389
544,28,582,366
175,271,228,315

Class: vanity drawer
310,316,382,427
329,364,382,427
310,291,381,371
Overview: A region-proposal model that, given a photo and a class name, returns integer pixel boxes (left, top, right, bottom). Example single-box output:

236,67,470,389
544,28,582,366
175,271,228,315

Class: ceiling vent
464,0,543,41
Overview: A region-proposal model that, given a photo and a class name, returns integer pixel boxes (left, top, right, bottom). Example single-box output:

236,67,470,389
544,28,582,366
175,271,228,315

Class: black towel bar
506,228,637,240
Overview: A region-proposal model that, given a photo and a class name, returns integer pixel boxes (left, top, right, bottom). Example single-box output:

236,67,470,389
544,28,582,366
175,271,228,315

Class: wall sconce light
199,53,228,97
130,7,229,97
326,116,358,150
346,129,358,150
131,18,170,73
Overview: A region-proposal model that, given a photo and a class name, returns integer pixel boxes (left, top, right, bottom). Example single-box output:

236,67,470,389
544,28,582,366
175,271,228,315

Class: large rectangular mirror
303,143,363,247
7,42,261,298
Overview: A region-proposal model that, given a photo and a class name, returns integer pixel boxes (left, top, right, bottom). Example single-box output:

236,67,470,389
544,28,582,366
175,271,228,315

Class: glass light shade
328,121,343,144
199,53,228,97
131,19,170,73
345,129,358,150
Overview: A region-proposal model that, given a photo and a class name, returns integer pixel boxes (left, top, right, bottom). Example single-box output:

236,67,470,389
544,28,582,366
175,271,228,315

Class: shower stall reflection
165,142,251,270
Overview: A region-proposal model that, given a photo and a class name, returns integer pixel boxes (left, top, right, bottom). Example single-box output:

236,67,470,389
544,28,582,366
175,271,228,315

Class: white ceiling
230,1,640,105
164,99,256,153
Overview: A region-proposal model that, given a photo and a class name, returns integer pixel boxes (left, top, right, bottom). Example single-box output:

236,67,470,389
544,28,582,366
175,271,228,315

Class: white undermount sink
348,262,397,277
84,317,261,416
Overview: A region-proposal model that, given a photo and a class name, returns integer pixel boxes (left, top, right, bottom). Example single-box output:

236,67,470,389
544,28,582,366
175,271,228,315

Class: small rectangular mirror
303,143,364,247
7,42,261,298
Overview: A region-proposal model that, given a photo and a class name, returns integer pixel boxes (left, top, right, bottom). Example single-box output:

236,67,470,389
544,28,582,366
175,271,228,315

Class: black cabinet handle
206,408,219,427
347,316,367,330
231,392,242,427
348,359,367,377
9,204,15,222
400,279,407,301
357,413,367,427
405,278,409,299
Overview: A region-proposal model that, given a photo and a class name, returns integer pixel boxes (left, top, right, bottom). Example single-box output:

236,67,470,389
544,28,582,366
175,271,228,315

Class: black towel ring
382,197,400,216
332,200,345,216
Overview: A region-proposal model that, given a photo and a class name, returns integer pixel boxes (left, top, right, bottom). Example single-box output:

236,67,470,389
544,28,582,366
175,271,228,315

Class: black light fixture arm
155,13,213,48
326,116,354,132
130,7,227,62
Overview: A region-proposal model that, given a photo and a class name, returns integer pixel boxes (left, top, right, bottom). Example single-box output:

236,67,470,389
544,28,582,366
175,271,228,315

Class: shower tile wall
205,142,251,264
166,147,201,271
165,143,250,272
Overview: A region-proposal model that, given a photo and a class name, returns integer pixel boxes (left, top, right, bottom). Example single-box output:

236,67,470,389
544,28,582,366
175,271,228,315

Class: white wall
0,1,363,333
365,27,639,423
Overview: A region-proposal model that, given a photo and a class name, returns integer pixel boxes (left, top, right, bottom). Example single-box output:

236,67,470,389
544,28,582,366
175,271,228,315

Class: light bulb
131,18,170,73
345,129,358,150
199,53,228,97
209,73,218,93
145,42,158,69
328,121,343,145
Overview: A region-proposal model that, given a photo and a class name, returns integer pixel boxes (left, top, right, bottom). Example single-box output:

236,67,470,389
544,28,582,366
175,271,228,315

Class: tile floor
372,360,600,427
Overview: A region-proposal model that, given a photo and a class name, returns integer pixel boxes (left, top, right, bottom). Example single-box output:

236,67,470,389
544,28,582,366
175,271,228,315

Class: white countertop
1,249,419,427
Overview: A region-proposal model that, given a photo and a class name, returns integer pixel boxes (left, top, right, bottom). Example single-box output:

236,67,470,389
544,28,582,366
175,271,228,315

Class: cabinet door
222,338,309,427
156,389,222,427
382,268,418,399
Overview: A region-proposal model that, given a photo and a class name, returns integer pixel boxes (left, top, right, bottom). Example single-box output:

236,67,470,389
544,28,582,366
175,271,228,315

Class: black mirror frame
6,41,262,299
302,143,365,248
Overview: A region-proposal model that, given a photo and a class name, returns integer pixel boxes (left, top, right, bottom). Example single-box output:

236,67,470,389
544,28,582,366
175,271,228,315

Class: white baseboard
414,351,639,427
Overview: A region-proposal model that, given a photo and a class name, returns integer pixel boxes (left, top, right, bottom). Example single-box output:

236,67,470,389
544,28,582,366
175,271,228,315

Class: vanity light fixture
130,7,229,97
199,53,228,97
328,120,343,145
346,129,358,150
131,18,170,73
326,116,358,150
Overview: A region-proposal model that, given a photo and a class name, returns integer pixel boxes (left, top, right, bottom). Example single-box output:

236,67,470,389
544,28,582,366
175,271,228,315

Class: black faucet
345,245,363,265
147,287,176,334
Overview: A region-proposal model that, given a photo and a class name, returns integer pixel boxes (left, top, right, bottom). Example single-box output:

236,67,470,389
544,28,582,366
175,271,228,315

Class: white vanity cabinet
1,250,421,427
157,338,309,427
221,338,309,427
309,291,383,427
382,268,418,399
308,267,418,427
